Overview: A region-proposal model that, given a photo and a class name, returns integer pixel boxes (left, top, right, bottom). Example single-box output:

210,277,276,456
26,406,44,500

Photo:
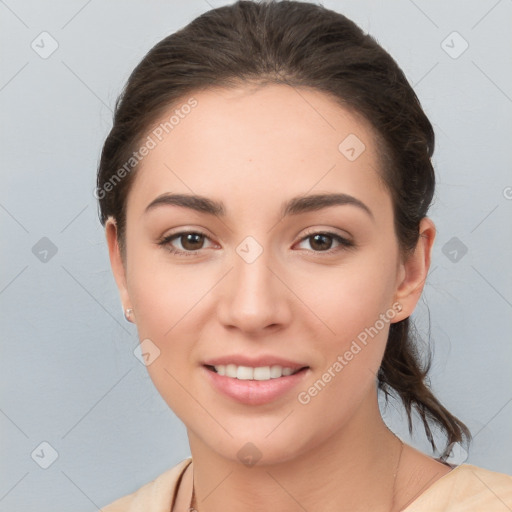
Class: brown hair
97,0,471,459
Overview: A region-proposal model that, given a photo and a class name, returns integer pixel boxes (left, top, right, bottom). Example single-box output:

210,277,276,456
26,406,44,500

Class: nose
216,244,293,335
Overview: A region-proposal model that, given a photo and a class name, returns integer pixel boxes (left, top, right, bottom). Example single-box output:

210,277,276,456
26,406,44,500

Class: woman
96,1,512,510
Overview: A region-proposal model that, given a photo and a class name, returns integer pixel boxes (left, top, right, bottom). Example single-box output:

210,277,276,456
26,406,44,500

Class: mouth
202,362,311,405
204,364,309,381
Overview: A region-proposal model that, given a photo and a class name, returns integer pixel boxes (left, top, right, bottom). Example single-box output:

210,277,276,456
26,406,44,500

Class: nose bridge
217,234,290,332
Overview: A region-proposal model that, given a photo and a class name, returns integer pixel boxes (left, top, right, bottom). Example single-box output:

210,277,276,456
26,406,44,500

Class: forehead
128,84,390,219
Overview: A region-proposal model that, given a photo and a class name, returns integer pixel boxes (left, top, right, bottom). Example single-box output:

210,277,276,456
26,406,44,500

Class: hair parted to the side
97,0,471,459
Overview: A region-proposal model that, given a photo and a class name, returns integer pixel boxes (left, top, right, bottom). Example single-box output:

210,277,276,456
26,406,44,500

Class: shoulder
99,458,192,512
403,463,512,511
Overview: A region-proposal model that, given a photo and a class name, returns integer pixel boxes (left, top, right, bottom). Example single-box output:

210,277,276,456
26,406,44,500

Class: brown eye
158,231,214,256
178,233,205,250
296,231,354,253
309,233,334,251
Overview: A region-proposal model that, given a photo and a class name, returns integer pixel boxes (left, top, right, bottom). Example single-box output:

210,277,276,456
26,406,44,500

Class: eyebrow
145,192,374,220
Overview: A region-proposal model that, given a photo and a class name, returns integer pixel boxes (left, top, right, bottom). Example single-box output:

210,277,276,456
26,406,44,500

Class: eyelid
298,226,353,243
158,225,215,243
294,228,355,254
157,228,215,254
158,226,355,256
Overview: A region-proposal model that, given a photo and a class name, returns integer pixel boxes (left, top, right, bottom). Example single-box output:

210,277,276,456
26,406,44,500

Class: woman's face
107,84,431,464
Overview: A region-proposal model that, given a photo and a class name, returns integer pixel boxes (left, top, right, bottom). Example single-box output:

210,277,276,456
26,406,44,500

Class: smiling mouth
204,364,309,381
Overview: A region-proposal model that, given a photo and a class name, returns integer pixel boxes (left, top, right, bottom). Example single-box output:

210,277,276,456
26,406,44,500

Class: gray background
1,0,511,510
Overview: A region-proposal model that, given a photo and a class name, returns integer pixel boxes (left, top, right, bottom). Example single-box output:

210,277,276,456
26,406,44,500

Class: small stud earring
395,303,403,312
124,308,134,323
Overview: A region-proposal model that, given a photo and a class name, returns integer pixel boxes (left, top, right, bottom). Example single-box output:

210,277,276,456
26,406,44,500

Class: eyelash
157,229,355,257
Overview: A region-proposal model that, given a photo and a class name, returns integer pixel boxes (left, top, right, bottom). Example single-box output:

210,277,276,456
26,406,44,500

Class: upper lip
203,355,309,370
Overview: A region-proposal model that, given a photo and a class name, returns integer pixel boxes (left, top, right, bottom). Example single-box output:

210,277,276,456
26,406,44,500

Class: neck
187,390,405,512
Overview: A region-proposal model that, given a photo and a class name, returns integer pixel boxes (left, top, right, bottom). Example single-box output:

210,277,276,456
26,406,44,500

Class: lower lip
202,366,309,406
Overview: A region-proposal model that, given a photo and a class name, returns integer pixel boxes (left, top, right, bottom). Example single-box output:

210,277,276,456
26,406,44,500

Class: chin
188,418,328,469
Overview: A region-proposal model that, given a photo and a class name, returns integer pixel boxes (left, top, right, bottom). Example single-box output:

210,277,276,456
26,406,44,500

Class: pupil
183,233,203,250
179,234,333,251
312,234,331,251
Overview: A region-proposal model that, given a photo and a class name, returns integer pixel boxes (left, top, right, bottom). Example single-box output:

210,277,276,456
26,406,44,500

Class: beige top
100,457,512,511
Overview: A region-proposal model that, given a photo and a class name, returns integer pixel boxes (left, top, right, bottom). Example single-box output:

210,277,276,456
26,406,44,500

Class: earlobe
391,217,436,322
105,217,133,318
124,308,135,323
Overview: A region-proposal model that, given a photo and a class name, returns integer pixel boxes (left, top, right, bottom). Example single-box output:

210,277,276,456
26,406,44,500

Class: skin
106,84,451,512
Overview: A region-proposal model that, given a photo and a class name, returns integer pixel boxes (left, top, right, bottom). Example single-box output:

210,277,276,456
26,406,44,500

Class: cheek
312,273,392,391
302,254,399,340
125,257,202,419
124,246,219,397
126,243,209,338
299,248,399,399
296,273,394,435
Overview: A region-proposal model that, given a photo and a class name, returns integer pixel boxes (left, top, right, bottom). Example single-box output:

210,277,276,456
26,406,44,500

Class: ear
391,217,436,322
105,217,132,318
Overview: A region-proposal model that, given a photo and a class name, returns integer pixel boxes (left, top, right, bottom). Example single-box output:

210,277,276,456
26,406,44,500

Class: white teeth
236,366,253,380
213,364,300,380
269,365,283,378
226,364,237,378
253,366,270,380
